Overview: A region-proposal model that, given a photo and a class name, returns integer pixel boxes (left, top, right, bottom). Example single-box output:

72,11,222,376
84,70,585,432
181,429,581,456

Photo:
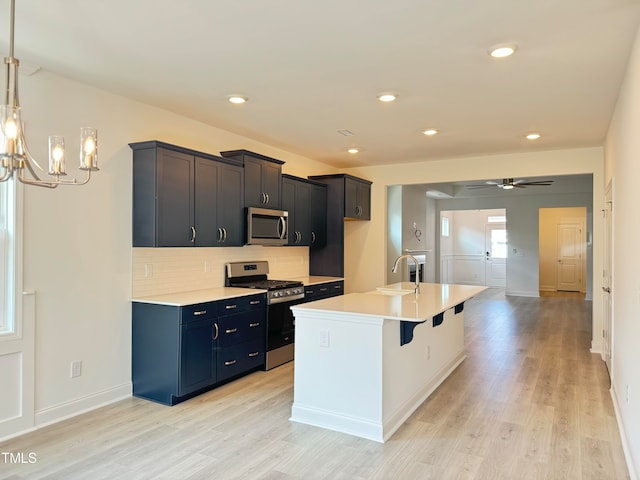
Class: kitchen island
289,282,486,443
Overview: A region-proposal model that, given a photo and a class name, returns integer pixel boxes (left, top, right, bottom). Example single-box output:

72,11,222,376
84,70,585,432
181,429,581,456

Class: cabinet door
262,161,282,208
310,184,326,247
294,181,311,245
244,156,264,208
344,177,360,219
157,149,195,246
217,163,244,246
357,181,371,220
180,317,216,396
281,178,296,245
194,157,219,247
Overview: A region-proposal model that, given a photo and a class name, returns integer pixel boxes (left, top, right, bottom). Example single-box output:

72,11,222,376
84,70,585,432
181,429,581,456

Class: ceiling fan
466,178,554,190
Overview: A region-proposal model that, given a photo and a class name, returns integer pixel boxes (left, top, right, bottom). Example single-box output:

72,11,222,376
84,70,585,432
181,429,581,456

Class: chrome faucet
391,254,420,293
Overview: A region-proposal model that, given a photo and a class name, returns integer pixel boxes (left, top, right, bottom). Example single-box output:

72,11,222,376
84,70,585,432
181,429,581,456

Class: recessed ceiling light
347,148,359,154
423,129,438,136
228,95,248,104
378,93,397,103
489,45,517,58
526,133,541,140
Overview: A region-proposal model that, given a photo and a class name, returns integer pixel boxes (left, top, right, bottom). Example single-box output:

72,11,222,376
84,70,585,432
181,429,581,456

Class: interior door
485,224,507,287
556,223,582,291
603,182,613,375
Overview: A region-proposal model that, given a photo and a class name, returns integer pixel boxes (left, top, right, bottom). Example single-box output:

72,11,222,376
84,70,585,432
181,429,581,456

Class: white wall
16,70,336,426
605,24,640,479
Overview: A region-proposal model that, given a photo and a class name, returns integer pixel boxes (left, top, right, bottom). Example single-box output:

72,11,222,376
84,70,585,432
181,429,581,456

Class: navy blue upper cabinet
281,175,326,247
220,150,284,209
130,141,244,247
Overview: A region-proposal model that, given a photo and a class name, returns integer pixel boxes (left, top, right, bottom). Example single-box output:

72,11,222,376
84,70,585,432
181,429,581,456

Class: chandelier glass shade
0,0,98,188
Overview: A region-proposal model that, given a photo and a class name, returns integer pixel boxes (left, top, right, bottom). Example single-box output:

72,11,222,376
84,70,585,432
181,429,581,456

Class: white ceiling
2,0,640,168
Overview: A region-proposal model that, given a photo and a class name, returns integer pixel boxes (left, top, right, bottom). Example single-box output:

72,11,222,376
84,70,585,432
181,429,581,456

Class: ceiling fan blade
518,181,554,186
466,185,495,189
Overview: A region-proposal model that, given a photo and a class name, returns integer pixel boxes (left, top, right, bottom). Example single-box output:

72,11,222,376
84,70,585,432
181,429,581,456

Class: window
490,228,508,259
0,179,16,335
441,216,450,237
487,215,507,223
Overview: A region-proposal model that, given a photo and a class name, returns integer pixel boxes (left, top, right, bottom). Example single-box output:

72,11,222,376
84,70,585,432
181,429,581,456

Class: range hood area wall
132,246,309,298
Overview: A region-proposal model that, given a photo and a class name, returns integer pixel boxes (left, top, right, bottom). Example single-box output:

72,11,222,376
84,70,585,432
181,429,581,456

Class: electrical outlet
70,360,82,378
319,329,330,347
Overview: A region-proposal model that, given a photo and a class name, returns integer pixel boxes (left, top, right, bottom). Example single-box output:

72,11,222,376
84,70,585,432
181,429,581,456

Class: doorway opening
440,208,506,287
538,207,587,295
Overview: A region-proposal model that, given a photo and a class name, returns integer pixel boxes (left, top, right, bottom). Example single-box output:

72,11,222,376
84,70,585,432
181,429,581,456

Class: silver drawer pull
320,287,328,292
224,360,237,366
225,328,237,334
248,352,259,357
249,322,260,327
334,285,341,289
193,310,207,316
225,305,237,310
250,300,261,305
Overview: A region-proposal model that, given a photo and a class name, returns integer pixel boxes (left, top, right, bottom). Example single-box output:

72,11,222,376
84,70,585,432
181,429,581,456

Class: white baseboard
611,386,638,480
35,383,132,429
590,340,602,355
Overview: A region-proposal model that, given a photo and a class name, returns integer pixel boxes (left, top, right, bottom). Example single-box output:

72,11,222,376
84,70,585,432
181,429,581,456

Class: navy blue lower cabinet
132,293,266,406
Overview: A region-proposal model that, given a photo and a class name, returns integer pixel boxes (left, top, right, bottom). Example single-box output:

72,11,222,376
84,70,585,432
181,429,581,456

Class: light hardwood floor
0,289,629,479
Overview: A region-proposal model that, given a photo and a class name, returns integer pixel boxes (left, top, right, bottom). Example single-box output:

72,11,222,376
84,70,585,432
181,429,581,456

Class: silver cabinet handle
278,216,287,240
224,360,237,366
193,310,207,316
249,322,260,327
320,287,328,292
225,304,237,310
213,323,219,340
217,227,223,242
225,328,237,334
222,227,227,242
190,226,196,243
248,352,259,357
249,300,261,305
334,285,341,289
311,231,316,244
266,193,270,204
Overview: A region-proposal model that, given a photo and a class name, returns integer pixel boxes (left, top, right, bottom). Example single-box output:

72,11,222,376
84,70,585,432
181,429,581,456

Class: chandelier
0,0,98,188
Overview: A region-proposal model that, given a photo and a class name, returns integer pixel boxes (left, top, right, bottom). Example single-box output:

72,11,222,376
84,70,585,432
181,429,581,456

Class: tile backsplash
132,246,309,298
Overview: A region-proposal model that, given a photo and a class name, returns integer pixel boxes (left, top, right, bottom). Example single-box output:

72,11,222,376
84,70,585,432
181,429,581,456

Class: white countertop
130,276,343,306
291,282,486,322
131,287,267,306
293,275,344,286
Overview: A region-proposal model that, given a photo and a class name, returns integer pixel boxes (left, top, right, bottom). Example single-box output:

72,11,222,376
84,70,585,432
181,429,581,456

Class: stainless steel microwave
246,207,288,245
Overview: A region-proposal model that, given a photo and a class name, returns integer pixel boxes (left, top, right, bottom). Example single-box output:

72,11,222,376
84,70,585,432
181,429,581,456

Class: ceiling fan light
502,184,514,190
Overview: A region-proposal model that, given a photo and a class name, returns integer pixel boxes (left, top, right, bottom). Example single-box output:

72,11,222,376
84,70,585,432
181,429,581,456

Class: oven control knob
286,290,291,296
273,291,280,297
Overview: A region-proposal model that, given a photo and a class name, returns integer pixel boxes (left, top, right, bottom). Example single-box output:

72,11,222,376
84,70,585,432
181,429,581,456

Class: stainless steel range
225,261,304,370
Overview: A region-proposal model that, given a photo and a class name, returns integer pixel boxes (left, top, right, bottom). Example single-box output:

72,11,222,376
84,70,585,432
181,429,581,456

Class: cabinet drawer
217,311,265,347
217,340,264,381
181,302,217,324
217,294,266,315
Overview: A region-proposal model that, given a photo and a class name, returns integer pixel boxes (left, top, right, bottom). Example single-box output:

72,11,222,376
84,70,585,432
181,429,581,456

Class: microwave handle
278,216,287,240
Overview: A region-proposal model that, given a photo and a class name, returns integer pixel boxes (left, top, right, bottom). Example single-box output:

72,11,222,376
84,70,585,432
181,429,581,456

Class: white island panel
290,283,484,442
